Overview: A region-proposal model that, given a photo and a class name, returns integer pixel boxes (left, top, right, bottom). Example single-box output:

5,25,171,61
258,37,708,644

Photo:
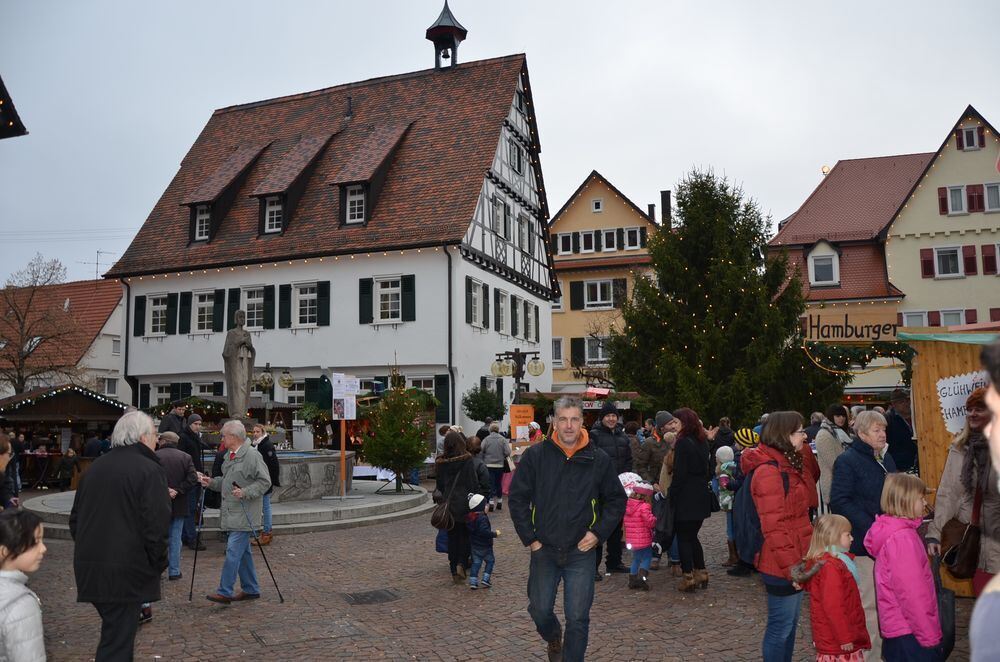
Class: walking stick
233,482,285,603
188,487,207,601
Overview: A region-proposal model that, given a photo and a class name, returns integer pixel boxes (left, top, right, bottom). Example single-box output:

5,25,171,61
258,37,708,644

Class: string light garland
0,384,128,415
802,341,915,384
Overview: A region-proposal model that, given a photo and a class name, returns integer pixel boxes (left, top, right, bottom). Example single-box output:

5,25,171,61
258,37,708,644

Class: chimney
647,203,656,223
346,96,353,119
660,190,671,230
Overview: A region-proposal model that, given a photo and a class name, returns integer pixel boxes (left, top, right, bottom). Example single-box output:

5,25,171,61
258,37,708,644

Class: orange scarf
552,428,589,459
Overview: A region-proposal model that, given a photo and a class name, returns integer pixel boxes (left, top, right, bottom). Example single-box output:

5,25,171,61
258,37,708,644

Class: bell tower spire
425,1,468,70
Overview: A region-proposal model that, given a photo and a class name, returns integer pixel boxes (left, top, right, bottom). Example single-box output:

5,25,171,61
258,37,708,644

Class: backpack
732,460,788,565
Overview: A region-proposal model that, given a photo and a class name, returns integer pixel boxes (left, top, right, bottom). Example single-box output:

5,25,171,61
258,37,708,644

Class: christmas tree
364,367,435,492
607,170,846,426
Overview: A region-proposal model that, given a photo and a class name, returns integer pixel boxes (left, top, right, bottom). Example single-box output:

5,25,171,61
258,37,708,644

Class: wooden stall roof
0,384,127,422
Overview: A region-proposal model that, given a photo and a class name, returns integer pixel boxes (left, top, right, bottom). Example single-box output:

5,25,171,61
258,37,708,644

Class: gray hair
220,419,247,440
854,410,887,437
111,410,155,448
553,396,583,416
489,422,500,433
850,405,866,419
809,411,825,425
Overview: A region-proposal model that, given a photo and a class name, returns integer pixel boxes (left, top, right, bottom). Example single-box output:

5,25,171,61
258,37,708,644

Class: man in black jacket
156,431,198,580
69,410,171,662
158,400,188,436
588,401,631,576
509,396,626,662
251,423,281,545
178,413,207,550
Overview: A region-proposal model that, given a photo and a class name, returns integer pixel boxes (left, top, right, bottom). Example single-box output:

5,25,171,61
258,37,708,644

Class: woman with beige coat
815,404,852,509
927,387,1000,596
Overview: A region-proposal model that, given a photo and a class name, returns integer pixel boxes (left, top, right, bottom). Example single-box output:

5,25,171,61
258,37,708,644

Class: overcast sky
2,0,998,282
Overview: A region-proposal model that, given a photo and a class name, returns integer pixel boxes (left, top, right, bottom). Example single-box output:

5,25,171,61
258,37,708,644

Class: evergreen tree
364,368,434,492
607,170,846,426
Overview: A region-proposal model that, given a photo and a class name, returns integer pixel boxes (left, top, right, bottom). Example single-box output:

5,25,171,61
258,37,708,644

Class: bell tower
425,1,468,70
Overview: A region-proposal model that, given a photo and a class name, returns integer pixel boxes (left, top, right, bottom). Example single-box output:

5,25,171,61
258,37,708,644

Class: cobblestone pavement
34,488,972,661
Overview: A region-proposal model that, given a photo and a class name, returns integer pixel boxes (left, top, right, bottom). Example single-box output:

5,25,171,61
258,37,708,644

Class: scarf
826,546,860,586
962,431,991,495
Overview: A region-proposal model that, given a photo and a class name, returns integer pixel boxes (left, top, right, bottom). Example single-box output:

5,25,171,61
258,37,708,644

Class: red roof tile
778,243,903,302
182,141,271,206
253,133,336,197
328,123,412,184
0,279,122,370
769,153,933,247
108,55,529,278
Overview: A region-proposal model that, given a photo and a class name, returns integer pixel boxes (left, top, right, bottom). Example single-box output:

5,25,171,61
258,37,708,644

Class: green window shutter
570,337,586,367
616,228,625,248
523,300,530,339
465,277,473,324
534,304,539,343
165,293,178,335
263,285,275,329
279,284,292,328
303,378,319,405
359,278,373,324
401,275,415,322
571,232,580,253
139,384,150,409
569,281,584,310
494,289,501,332
503,204,512,239
612,279,627,308
133,296,146,337
226,288,240,329
213,382,224,397
169,383,182,402
178,292,192,334
511,295,519,337
434,374,449,422
304,376,332,407
317,281,331,326
594,230,602,252
482,283,490,328
180,382,192,399
212,289,225,332
640,227,648,247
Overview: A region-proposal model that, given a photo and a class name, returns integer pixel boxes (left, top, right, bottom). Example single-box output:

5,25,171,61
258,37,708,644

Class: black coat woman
668,407,713,592
435,431,490,584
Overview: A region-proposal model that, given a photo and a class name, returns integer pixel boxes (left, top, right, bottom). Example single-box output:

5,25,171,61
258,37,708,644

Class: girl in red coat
622,479,657,591
792,514,871,661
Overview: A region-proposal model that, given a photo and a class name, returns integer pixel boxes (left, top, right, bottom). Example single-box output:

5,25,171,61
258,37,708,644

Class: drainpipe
120,279,139,407
445,245,455,422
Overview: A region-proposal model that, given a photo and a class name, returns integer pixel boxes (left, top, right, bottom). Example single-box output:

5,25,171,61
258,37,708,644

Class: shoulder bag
941,486,982,580
430,464,464,531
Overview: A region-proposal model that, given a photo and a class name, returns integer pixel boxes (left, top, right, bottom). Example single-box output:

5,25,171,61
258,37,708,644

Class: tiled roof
769,153,933,247
0,279,121,370
253,133,336,197
182,141,271,206
328,123,412,184
550,170,656,229
780,243,903,302
553,255,652,271
0,384,127,414
107,55,528,278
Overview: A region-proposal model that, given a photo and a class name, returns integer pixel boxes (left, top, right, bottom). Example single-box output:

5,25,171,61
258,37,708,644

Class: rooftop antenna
77,250,116,280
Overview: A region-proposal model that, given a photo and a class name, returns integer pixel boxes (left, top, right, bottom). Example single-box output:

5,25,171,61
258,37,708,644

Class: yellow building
548,171,661,392
886,105,1000,328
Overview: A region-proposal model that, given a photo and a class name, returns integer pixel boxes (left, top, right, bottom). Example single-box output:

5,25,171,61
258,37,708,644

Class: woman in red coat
741,411,815,662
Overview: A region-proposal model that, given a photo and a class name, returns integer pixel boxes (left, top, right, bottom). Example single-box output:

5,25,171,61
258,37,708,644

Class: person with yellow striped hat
727,428,760,577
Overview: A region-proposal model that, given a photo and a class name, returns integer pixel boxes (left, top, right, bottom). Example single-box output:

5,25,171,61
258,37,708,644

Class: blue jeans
527,546,596,662
629,546,652,574
488,467,504,501
470,548,495,582
217,531,260,598
262,493,272,534
183,487,201,543
167,517,185,577
762,590,803,662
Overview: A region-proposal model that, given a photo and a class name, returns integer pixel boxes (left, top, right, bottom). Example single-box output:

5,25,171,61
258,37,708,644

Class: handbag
430,464,464,531
504,456,516,473
941,487,982,580
931,554,956,659
708,483,721,513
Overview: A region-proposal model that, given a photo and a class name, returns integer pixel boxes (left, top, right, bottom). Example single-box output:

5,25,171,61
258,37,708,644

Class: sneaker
481,575,492,588
138,606,153,625
469,579,479,590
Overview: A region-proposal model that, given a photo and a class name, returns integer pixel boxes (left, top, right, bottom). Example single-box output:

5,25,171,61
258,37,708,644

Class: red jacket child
623,497,656,550
792,552,871,656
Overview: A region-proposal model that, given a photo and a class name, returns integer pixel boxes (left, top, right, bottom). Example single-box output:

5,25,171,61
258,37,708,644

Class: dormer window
264,197,283,233
808,253,839,286
194,205,211,241
346,185,366,224
963,127,979,150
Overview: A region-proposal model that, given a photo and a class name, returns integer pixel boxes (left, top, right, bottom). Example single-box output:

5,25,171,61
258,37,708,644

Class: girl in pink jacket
863,473,943,662
623,480,657,591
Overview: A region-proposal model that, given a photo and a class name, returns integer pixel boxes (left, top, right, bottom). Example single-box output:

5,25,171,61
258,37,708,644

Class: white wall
80,296,132,403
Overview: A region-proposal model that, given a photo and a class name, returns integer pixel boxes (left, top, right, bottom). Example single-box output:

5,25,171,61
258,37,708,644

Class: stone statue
222,309,255,420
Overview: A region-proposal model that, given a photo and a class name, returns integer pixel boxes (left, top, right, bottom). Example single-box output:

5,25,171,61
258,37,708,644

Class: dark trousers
527,546,596,662
447,525,471,575
883,634,944,662
674,519,705,572
595,521,623,570
93,601,142,662
487,467,504,501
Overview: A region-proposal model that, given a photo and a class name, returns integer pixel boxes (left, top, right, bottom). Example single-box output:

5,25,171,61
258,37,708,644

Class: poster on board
936,370,990,434
509,404,535,442
331,394,357,421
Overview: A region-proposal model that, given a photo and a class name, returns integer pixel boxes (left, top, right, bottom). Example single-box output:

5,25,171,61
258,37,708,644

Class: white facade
80,297,131,403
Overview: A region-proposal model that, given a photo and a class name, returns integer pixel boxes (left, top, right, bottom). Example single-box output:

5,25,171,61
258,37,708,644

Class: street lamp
493,348,544,404
256,363,275,423
278,369,295,389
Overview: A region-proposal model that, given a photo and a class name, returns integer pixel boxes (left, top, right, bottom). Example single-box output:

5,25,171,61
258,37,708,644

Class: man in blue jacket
829,410,897,661
509,396,627,662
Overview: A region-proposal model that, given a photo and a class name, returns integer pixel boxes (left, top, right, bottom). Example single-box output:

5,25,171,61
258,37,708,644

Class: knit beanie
654,410,675,430
716,446,735,463
734,428,759,448
187,413,202,425
599,400,618,418
468,493,486,511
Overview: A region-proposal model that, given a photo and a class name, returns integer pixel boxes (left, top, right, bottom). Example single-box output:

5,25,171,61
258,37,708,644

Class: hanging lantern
490,360,504,377
256,370,274,390
278,369,295,389
501,359,515,377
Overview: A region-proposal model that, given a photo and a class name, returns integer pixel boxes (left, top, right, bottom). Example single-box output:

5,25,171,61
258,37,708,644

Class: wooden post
340,419,347,497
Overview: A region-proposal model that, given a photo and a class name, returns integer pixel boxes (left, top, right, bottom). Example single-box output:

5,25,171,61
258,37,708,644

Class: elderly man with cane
198,420,272,604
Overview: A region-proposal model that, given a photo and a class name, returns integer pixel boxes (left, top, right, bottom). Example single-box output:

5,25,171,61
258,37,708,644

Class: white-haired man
70,410,171,661
198,419,271,604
